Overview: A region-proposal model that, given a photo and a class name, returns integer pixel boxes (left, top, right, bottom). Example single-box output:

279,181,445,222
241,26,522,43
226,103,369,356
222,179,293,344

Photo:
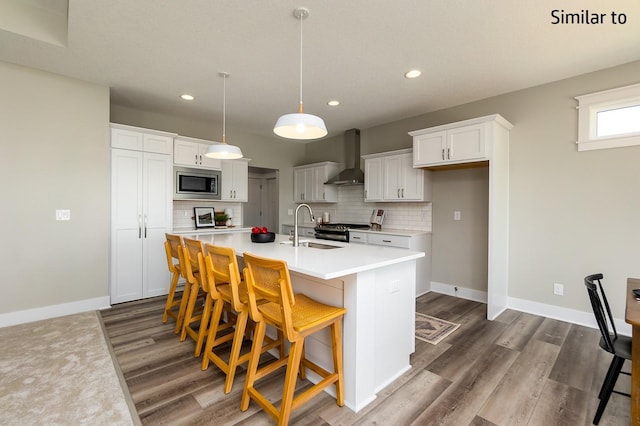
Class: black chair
584,273,632,425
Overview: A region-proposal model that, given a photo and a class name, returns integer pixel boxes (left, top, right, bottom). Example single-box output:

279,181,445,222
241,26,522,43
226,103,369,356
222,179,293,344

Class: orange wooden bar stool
241,252,346,425
200,244,283,394
162,233,189,333
181,237,233,356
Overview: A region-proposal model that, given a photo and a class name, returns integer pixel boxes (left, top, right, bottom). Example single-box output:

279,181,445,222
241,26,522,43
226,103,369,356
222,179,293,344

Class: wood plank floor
99,292,630,425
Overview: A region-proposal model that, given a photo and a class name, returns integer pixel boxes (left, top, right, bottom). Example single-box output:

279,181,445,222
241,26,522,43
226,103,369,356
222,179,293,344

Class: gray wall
0,61,110,314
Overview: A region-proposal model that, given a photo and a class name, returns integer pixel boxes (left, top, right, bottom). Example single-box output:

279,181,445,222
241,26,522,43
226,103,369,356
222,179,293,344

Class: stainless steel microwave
174,166,221,200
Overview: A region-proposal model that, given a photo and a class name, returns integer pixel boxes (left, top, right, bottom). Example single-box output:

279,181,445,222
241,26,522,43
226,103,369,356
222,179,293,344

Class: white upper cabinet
111,124,174,155
173,136,222,170
221,159,249,201
363,149,431,202
293,162,339,203
410,114,513,167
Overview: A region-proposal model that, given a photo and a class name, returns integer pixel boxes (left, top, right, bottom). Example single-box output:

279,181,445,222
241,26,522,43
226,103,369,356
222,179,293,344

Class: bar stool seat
241,252,346,426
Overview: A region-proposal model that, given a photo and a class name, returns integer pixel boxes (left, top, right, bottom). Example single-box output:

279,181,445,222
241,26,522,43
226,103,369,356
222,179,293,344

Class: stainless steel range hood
325,128,364,185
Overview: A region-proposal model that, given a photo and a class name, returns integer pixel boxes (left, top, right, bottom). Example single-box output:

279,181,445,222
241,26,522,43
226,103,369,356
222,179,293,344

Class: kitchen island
183,231,424,412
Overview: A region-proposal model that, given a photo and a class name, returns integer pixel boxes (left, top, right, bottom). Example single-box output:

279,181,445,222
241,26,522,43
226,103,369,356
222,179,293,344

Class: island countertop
180,232,424,280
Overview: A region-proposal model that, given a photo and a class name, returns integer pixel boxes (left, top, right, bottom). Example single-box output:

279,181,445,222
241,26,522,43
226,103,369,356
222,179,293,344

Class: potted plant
214,212,229,227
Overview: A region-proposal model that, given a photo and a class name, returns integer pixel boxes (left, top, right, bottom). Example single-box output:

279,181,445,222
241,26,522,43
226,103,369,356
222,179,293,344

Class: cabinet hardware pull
442,148,445,160
138,214,142,239
199,154,203,164
195,154,198,164
143,214,148,238
447,148,450,159
401,188,404,198
397,188,400,198
382,239,392,243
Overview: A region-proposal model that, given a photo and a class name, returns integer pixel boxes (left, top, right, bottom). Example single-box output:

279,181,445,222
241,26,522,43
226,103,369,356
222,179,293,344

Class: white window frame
575,82,640,152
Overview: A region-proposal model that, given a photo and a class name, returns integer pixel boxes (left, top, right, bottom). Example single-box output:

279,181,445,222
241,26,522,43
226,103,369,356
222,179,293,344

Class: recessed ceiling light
327,100,340,107
180,94,194,101
404,69,421,79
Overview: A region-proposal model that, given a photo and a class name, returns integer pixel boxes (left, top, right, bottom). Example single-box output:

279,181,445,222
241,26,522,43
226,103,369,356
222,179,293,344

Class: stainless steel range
314,223,370,242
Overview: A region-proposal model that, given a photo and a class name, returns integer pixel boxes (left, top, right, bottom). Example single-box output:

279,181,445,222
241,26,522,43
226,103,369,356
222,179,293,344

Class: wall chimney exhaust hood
325,128,364,185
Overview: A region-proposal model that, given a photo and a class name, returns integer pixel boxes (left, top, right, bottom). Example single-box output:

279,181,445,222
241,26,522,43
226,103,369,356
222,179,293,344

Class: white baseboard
0,296,112,328
426,282,631,337
430,281,488,303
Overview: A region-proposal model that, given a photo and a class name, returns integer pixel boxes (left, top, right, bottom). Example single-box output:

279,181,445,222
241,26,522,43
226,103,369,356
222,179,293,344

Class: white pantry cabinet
293,162,339,203
110,124,174,304
221,159,249,201
410,114,512,168
409,114,513,320
174,136,222,170
362,149,431,202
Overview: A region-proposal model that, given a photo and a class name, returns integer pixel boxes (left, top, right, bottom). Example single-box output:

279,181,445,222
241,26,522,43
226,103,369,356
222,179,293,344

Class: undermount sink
301,242,342,250
280,240,342,249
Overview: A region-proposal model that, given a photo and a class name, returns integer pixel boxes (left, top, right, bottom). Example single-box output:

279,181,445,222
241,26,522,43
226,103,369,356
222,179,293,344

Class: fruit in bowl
250,226,275,243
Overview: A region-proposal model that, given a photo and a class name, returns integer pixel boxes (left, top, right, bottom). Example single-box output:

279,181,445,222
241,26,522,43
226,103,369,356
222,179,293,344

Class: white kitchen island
183,231,424,413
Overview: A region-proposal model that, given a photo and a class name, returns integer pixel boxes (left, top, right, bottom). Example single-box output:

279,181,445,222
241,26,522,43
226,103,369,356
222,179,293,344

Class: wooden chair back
204,244,243,311
584,273,618,354
242,252,298,340
164,233,184,275
182,237,209,293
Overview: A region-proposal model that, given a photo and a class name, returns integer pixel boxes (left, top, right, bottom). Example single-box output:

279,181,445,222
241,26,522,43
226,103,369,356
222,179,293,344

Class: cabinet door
399,154,424,200
221,160,248,201
364,158,383,201
174,139,200,167
382,155,402,200
143,134,173,155
111,128,143,151
447,123,486,162
111,149,144,304
312,165,337,202
293,168,313,202
413,131,446,166
142,152,172,298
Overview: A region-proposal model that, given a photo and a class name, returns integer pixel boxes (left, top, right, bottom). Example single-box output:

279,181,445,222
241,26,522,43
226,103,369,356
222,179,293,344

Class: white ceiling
1,0,639,141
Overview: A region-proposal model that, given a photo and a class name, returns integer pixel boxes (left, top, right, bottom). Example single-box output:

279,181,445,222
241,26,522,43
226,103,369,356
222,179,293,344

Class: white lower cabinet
111,139,173,304
349,230,431,296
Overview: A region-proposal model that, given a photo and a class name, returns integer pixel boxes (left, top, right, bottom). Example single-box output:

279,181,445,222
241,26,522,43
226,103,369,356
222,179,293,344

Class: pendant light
205,72,243,159
273,7,327,140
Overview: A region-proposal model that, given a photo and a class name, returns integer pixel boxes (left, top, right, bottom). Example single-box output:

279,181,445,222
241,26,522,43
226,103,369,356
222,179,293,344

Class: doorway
244,166,278,232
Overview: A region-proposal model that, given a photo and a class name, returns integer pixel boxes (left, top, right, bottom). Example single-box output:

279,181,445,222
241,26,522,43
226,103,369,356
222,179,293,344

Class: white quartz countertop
179,232,424,280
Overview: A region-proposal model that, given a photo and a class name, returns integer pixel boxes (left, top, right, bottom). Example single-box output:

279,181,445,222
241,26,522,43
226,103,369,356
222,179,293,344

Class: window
575,82,640,151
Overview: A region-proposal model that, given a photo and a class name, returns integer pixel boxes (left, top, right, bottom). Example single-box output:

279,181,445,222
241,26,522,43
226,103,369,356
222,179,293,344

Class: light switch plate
56,209,71,221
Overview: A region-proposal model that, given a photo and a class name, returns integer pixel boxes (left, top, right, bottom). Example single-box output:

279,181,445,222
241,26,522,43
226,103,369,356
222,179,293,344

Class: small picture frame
194,207,216,229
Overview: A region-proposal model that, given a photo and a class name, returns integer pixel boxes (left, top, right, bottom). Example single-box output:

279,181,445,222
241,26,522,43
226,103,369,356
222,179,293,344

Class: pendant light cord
222,74,227,144
298,13,304,114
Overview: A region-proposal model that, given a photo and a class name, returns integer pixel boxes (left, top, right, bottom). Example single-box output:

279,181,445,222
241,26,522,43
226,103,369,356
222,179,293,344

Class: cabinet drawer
367,233,410,249
302,227,316,237
349,232,367,244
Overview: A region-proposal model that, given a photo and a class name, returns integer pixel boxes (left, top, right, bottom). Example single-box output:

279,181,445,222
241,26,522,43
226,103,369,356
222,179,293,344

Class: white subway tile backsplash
172,201,243,230
307,185,432,231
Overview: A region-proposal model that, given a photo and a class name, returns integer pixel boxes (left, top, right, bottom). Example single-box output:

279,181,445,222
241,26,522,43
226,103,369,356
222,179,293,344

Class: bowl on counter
251,232,276,243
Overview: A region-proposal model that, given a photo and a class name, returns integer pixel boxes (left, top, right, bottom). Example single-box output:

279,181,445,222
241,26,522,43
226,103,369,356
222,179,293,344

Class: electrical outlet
454,210,461,221
287,209,294,215
553,283,564,296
